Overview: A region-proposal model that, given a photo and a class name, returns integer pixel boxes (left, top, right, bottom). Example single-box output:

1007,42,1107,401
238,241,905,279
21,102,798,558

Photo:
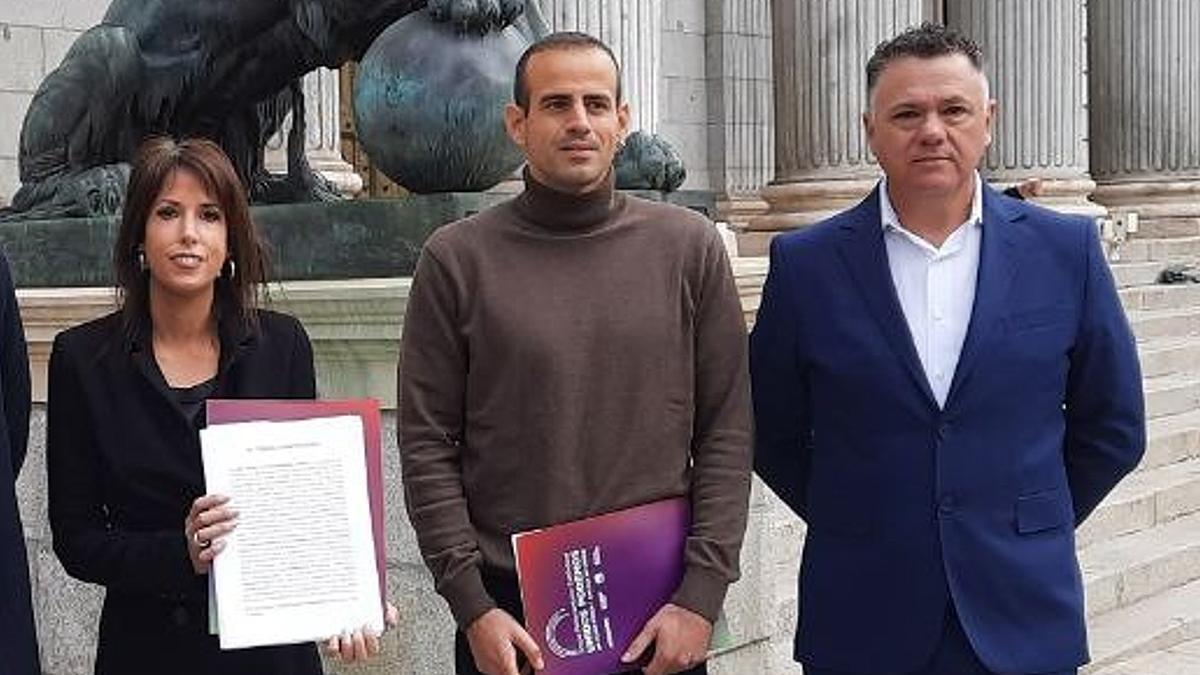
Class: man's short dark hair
513,32,622,111
865,22,984,98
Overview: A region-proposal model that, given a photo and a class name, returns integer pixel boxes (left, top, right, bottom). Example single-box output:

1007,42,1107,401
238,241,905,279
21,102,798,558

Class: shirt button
938,495,958,515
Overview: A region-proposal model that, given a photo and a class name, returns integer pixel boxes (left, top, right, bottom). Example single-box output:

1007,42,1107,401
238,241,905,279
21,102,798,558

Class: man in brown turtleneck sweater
399,32,752,675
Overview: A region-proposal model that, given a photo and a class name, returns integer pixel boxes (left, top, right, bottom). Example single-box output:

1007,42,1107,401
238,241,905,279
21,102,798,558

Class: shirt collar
879,171,984,238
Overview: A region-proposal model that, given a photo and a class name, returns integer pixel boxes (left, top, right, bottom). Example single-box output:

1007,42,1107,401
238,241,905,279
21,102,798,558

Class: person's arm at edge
398,245,495,628
0,254,30,477
750,235,812,520
1064,216,1146,524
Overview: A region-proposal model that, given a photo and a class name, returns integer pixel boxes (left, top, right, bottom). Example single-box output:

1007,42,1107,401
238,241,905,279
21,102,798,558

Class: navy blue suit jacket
750,184,1145,674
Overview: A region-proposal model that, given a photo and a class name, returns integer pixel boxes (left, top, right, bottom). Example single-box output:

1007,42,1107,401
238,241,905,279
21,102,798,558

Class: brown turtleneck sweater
398,172,752,629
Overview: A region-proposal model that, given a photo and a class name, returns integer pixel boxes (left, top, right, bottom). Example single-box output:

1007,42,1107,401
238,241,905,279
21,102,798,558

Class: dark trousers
454,569,707,675
803,604,1077,675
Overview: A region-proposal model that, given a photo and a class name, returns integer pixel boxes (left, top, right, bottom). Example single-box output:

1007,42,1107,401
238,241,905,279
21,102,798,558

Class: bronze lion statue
3,0,523,219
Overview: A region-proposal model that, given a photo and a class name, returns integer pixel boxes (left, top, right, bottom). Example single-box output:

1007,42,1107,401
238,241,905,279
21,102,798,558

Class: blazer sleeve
669,230,753,623
398,246,494,629
750,236,813,520
47,336,196,593
1064,220,1146,524
0,253,29,477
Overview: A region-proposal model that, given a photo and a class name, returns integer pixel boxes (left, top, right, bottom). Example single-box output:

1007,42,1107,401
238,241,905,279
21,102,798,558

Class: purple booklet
512,498,690,675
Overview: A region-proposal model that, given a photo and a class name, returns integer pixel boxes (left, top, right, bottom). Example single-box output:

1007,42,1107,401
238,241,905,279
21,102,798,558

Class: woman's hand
184,494,238,575
324,602,401,663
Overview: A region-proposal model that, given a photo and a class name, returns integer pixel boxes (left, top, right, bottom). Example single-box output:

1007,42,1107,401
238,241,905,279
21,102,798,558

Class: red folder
205,399,387,604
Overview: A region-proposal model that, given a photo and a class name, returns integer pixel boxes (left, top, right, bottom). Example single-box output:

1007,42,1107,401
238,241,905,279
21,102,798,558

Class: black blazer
0,252,35,675
47,309,321,675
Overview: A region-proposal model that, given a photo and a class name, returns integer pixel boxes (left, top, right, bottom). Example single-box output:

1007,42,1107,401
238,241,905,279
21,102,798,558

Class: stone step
733,257,767,327
1083,576,1200,673
1132,217,1200,240
1121,236,1200,264
1138,337,1200,379
1128,306,1200,341
1111,261,1165,289
1122,282,1200,312
732,256,768,277
731,256,1200,325
1077,457,1200,549
1143,409,1200,472
1081,510,1200,618
1143,373,1200,420
1089,636,1200,675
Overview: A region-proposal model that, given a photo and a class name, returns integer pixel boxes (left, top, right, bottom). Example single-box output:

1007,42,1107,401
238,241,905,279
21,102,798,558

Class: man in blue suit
751,23,1145,675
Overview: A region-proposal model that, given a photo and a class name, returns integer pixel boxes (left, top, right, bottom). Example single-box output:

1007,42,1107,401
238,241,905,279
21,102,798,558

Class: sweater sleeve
47,336,196,593
398,245,495,628
670,231,753,622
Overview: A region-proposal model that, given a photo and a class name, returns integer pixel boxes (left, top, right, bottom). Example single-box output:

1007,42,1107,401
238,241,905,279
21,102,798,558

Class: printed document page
201,415,383,650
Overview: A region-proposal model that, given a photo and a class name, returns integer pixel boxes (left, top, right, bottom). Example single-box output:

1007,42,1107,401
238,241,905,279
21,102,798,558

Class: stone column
1088,0,1200,221
947,0,1102,216
265,68,363,197
747,0,924,253
535,0,662,133
705,0,775,229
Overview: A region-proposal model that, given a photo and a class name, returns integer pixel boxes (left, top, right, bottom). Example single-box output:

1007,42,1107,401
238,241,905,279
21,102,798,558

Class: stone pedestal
743,179,880,256
717,196,771,235
1088,0,1200,220
265,68,363,197
0,195,511,288
749,0,924,245
947,0,1103,217
1087,182,1200,221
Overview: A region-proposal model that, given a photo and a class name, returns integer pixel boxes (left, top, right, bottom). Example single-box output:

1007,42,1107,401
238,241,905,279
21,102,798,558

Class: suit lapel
945,185,1023,406
836,187,938,409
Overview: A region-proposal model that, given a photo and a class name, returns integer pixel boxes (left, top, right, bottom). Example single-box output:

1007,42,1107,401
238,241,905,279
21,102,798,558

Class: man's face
505,47,630,195
863,54,995,201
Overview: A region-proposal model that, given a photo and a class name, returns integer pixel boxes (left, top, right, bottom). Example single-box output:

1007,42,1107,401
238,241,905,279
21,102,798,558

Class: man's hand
1016,177,1044,199
621,603,712,675
466,608,544,675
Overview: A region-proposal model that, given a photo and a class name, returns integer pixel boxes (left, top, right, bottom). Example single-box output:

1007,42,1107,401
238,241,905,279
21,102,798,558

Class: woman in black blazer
46,138,390,674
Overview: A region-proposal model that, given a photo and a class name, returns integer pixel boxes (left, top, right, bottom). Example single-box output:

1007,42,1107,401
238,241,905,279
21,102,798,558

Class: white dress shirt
880,173,983,408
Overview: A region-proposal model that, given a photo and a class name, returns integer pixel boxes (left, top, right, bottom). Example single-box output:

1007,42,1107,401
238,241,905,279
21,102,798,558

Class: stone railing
15,264,805,675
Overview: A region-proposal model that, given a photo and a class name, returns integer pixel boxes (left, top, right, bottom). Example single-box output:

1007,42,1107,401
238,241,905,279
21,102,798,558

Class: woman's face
142,169,229,305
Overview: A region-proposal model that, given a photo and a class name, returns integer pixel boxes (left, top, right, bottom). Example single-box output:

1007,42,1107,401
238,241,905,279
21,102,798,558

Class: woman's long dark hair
114,137,269,338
